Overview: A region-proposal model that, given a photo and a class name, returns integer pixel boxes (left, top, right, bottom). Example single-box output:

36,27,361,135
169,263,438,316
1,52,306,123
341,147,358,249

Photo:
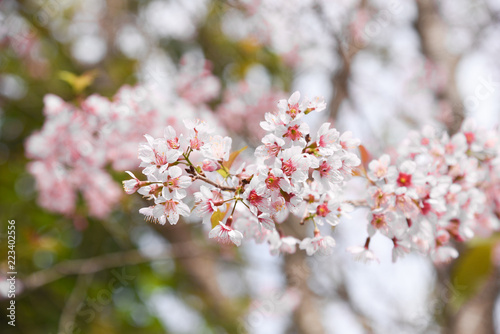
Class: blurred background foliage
1,0,500,333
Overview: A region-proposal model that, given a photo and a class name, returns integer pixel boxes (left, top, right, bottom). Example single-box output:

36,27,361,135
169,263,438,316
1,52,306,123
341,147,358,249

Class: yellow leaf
239,37,260,54
217,168,229,179
210,209,226,229
223,146,247,170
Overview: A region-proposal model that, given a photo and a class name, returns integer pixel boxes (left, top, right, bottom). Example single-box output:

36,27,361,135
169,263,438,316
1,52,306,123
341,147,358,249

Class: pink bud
123,171,141,194
202,160,220,172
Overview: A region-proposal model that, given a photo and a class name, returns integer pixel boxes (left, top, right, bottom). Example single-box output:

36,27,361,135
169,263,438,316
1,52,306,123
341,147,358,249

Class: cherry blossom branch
127,89,500,265
183,149,239,192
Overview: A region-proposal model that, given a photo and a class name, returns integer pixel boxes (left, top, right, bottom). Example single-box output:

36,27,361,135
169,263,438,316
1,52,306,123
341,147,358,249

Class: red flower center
464,132,475,145
267,143,281,157
190,137,203,150
155,151,168,165
316,203,330,217
282,159,297,176
265,174,281,189
319,161,331,177
287,103,300,119
167,138,180,149
397,172,412,187
371,214,386,228
284,125,302,141
248,190,264,207
166,176,179,189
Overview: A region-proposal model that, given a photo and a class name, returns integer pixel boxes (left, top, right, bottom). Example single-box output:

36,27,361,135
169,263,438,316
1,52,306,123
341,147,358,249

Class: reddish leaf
358,144,372,173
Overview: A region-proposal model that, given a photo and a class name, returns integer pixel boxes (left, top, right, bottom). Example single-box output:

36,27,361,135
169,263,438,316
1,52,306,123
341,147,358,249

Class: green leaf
58,69,98,94
450,238,499,310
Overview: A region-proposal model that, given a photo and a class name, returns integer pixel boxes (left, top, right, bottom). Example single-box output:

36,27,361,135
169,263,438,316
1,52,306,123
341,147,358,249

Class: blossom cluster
25,55,221,219
28,77,500,262
359,119,500,263
216,81,285,143
125,91,362,256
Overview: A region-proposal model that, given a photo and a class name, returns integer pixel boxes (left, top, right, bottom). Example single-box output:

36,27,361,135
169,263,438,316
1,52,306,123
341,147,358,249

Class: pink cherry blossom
151,190,190,225
209,220,244,246
299,232,336,256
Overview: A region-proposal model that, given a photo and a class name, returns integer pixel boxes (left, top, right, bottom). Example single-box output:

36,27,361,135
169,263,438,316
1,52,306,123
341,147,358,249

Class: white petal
167,211,179,225
209,225,222,238
169,166,182,178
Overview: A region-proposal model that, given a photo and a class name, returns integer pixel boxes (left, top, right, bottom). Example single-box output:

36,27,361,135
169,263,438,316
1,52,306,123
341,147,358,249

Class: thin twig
57,274,94,334
192,174,237,192
18,243,203,293
345,199,369,207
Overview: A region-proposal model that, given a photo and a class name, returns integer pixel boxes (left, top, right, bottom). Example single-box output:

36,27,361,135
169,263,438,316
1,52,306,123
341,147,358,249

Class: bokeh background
1,0,500,333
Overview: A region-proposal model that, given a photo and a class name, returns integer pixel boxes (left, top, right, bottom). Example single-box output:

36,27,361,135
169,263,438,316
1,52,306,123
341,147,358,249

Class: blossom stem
230,201,238,216
216,198,237,205
239,200,251,210
313,225,320,237
183,153,194,166
312,218,319,230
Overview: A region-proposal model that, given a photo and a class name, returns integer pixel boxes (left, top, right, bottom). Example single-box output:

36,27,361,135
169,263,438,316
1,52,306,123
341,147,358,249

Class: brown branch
282,216,326,334
315,0,369,120
329,37,360,121
336,278,375,333
192,174,237,192
57,274,94,334
151,222,244,332
416,0,464,134
450,267,500,334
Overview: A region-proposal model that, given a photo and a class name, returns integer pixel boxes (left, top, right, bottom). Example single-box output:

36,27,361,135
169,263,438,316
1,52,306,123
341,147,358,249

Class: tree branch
315,0,369,121
19,243,200,293
282,216,326,334
57,274,94,334
416,0,464,134
152,222,245,332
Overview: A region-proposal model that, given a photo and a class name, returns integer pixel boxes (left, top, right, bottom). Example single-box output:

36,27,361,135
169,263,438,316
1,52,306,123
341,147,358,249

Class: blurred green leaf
450,236,500,310
58,70,98,94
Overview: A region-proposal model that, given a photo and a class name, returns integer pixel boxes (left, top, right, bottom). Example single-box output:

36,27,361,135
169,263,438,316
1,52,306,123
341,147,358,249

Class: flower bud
122,171,141,194
202,159,220,172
